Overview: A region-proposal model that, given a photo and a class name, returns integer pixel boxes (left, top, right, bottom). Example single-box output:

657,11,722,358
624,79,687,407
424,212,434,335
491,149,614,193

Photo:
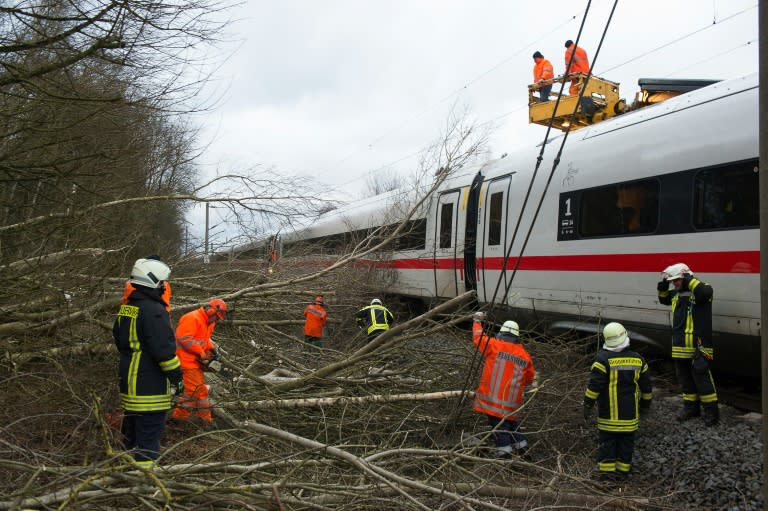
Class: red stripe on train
390,251,759,273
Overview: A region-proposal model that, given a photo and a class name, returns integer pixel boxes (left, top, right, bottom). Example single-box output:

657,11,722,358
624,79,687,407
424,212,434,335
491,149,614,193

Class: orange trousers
171,368,212,423
569,78,582,96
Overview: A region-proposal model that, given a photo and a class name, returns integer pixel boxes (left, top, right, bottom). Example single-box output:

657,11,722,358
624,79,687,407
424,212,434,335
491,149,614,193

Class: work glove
168,368,183,395
472,311,485,322
639,399,651,416
583,402,594,422
210,348,221,362
656,279,668,292
681,273,693,291
207,360,222,373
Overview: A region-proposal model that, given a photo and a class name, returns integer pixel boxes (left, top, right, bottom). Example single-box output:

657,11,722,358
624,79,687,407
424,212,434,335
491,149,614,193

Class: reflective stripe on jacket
584,348,652,433
303,303,327,337
471,321,535,421
533,58,554,82
175,307,215,369
565,45,590,74
355,304,394,336
113,288,180,412
658,277,714,359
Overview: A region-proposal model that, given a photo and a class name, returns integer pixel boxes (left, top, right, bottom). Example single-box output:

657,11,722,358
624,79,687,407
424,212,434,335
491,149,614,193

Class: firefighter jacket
584,347,652,433
564,45,590,75
355,304,394,336
533,58,554,82
123,281,171,313
471,321,535,421
658,277,714,359
176,307,216,370
113,286,181,413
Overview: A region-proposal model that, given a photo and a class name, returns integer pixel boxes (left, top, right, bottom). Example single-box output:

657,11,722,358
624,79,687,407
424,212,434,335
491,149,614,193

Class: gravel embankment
632,394,762,510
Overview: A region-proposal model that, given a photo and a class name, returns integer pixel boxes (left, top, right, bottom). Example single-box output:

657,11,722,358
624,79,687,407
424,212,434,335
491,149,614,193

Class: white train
278,73,759,377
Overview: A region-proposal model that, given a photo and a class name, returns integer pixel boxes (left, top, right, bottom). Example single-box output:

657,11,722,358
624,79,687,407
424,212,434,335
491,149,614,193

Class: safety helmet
314,295,325,305
206,298,228,321
499,320,520,337
371,298,382,306
603,322,629,348
129,258,170,289
662,263,692,281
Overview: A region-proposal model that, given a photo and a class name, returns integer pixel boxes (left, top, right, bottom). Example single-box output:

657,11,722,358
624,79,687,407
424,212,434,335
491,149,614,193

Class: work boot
703,404,720,426
676,402,701,422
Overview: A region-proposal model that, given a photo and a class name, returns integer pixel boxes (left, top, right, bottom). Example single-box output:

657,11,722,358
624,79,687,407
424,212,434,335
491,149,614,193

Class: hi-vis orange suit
172,307,216,422
303,303,327,338
564,44,590,95
471,322,535,421
533,58,554,83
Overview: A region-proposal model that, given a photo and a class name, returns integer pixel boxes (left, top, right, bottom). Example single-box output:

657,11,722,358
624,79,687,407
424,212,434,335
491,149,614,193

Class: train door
432,190,463,297
477,175,513,303
463,172,483,292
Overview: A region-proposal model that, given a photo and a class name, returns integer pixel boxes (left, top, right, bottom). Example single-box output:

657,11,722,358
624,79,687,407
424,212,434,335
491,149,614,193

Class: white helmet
603,322,629,348
371,298,382,306
499,320,519,336
130,258,171,288
662,262,692,281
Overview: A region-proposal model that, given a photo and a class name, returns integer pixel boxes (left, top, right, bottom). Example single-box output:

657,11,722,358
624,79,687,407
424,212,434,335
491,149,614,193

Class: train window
579,179,659,237
439,203,453,248
394,219,427,251
693,161,758,229
488,192,503,246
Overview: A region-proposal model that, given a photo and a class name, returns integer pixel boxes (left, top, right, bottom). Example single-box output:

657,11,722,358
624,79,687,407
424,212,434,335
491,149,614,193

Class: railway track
717,386,762,413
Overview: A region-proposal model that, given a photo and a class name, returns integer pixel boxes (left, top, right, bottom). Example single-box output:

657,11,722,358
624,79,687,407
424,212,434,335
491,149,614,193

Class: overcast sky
190,0,758,248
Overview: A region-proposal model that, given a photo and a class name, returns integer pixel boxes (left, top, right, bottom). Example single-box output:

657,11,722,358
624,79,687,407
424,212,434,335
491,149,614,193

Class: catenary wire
331,2,757,194
320,11,585,177
446,1,599,426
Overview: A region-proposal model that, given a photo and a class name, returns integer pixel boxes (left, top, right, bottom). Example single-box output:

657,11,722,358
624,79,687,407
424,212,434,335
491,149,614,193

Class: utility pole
204,202,210,264
759,3,767,510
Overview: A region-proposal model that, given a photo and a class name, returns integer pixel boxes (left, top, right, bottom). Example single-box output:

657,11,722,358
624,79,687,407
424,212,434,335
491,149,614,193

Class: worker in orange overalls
171,298,227,424
532,51,554,102
564,39,590,96
303,294,327,348
470,312,536,459
122,256,172,312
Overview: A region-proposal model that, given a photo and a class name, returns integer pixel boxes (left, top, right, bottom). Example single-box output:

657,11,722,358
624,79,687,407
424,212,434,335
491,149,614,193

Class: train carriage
282,73,760,377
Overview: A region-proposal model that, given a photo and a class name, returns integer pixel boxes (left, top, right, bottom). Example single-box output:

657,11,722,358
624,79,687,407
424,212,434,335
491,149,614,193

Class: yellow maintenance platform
528,73,627,131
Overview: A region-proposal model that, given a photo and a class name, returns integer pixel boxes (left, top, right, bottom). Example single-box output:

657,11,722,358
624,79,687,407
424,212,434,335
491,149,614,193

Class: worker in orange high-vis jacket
303,294,327,348
122,255,172,312
171,299,227,424
470,312,536,459
564,39,590,95
532,51,554,101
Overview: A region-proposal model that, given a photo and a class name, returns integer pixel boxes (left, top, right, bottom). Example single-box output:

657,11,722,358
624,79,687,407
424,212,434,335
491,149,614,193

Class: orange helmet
206,298,228,321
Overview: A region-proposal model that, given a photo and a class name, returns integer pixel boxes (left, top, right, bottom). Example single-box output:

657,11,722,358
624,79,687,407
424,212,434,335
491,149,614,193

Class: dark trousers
122,412,167,463
674,358,718,405
538,84,552,101
597,430,635,473
304,335,322,348
486,415,528,451
367,329,385,342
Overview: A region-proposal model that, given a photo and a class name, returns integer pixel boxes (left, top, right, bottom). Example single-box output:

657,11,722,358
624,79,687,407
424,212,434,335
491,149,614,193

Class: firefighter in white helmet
471,313,535,459
584,322,652,481
113,258,182,469
658,263,719,426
